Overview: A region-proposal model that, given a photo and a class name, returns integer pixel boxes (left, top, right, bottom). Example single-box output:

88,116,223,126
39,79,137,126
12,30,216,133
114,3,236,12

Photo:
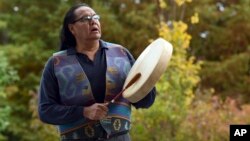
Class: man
38,3,156,141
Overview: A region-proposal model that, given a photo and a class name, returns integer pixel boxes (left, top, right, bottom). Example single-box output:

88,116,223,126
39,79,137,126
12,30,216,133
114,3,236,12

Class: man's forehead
74,6,96,15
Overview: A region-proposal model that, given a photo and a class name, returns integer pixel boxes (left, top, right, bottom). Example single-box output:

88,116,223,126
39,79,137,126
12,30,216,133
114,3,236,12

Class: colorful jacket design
53,42,132,136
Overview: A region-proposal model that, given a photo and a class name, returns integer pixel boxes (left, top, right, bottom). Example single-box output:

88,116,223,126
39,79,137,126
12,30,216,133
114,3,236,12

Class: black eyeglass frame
72,14,100,23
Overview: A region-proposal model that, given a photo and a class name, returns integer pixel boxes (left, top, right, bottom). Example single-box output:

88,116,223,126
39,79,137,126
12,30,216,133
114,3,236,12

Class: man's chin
90,33,101,39
88,36,101,41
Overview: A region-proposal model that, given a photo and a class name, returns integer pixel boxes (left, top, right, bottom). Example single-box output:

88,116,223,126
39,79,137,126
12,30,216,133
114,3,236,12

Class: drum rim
123,38,173,103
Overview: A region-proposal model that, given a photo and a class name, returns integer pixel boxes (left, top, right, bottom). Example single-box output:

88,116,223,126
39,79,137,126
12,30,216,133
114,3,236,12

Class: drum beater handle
109,73,141,104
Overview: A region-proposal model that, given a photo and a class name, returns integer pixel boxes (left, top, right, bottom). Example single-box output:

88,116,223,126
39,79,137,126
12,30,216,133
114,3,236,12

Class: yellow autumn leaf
175,0,192,6
175,0,184,6
159,0,167,9
191,12,199,24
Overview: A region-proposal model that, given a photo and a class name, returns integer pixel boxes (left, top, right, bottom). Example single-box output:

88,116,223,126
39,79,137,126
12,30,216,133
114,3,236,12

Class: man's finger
97,104,108,112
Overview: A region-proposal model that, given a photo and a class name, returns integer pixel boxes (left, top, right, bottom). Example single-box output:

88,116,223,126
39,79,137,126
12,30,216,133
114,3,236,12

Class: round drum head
122,38,173,103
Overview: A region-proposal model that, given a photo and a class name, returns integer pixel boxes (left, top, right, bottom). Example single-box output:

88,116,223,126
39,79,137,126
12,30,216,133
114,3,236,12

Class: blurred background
0,0,250,141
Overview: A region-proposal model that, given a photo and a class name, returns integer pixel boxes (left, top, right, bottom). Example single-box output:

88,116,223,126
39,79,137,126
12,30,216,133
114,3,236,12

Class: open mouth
91,28,99,32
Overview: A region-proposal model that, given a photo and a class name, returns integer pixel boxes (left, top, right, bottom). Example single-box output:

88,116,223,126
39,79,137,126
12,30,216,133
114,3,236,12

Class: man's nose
90,20,95,25
89,18,98,25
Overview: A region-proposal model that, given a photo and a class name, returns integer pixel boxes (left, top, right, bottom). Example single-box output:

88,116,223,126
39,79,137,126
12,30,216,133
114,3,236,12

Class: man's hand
83,103,108,120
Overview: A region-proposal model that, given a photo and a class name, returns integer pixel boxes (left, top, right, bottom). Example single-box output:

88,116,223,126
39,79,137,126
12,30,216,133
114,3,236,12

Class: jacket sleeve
38,57,85,125
124,49,156,109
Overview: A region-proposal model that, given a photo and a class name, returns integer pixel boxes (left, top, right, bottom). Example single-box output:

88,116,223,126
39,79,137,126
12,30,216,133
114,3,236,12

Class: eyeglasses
72,14,100,23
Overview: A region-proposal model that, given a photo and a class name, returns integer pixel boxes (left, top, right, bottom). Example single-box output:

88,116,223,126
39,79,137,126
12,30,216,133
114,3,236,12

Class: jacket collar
67,40,108,55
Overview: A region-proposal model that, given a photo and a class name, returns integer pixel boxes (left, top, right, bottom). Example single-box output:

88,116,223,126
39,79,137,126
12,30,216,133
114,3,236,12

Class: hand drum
122,38,173,103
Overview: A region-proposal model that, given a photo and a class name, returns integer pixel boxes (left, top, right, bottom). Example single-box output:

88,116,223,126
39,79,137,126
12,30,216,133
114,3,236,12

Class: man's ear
68,24,75,35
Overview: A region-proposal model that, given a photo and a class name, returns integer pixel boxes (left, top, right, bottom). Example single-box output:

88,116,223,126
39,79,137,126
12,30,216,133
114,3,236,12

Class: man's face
69,6,101,42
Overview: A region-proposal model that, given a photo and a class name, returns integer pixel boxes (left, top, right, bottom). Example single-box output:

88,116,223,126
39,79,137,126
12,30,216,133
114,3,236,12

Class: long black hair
59,3,89,51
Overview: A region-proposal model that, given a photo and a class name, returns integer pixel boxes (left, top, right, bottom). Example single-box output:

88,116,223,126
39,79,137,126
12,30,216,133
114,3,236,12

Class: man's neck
76,39,100,60
76,39,99,53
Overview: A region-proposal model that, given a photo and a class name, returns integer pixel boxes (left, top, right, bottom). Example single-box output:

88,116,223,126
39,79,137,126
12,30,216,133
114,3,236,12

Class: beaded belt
60,122,128,140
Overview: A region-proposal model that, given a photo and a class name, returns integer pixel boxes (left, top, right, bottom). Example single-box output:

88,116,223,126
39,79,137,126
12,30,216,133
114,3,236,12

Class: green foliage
201,52,250,102
188,0,250,116
0,0,249,140
189,0,250,60
0,0,66,140
0,51,19,140
0,51,19,94
0,42,58,140
188,0,250,98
